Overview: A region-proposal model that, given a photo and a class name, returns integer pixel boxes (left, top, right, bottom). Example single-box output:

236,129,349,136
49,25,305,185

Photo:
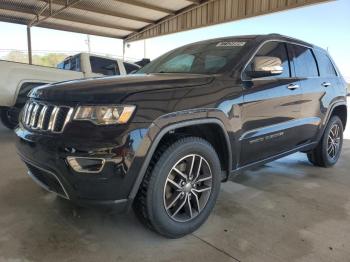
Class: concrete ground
0,114,349,262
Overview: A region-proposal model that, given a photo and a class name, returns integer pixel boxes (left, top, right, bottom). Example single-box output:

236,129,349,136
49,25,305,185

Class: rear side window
314,51,337,77
90,56,119,75
293,45,319,77
244,41,291,79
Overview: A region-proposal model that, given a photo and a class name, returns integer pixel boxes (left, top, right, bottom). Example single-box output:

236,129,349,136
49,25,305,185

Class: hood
30,73,214,104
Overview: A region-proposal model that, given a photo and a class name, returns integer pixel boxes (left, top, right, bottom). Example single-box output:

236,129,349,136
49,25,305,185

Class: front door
239,41,302,166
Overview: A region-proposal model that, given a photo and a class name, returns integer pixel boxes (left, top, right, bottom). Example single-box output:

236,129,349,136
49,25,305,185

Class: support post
123,40,126,61
27,26,32,65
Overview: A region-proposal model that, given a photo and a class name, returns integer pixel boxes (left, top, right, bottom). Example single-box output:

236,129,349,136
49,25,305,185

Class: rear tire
0,108,19,130
133,137,221,238
307,116,343,167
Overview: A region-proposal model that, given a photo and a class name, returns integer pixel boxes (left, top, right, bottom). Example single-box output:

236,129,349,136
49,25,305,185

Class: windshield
137,39,250,74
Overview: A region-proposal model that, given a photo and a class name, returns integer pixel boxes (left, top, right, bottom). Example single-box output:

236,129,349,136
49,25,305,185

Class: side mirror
247,56,284,78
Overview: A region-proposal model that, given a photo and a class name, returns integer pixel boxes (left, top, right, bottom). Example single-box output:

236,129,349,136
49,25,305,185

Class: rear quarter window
314,50,337,77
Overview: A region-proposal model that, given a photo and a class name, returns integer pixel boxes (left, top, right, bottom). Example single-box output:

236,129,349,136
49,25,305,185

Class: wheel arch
15,82,48,106
128,118,232,201
330,104,347,129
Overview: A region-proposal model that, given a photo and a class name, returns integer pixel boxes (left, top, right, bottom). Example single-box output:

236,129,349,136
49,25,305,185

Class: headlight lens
74,105,135,125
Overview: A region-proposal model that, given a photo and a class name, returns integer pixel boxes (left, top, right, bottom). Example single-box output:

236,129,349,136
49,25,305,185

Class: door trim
239,117,321,141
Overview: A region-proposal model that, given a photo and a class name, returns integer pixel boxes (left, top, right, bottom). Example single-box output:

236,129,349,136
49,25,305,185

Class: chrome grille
22,101,73,133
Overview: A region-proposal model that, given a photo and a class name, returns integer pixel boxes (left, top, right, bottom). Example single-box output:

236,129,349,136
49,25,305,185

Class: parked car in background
0,53,140,129
16,34,347,238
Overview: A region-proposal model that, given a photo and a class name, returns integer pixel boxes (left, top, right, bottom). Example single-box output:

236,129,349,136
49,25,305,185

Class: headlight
74,105,136,125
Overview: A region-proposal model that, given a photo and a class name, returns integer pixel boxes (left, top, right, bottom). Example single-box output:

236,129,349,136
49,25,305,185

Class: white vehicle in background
0,53,140,129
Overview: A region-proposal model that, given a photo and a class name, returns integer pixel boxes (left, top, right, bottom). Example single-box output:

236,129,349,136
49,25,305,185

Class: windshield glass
137,39,250,74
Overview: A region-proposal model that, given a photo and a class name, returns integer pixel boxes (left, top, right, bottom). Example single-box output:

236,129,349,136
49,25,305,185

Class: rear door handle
287,84,300,90
322,82,332,87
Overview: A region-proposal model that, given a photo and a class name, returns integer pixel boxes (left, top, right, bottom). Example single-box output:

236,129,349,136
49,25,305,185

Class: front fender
127,109,234,201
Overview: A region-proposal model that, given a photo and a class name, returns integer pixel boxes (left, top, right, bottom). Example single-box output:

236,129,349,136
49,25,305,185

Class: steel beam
42,0,154,24
0,5,136,32
27,26,32,65
126,0,333,42
30,0,83,27
113,0,175,14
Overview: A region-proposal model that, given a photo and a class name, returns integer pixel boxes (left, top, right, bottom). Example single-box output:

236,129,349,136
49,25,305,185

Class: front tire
0,108,19,130
307,116,344,167
133,137,221,238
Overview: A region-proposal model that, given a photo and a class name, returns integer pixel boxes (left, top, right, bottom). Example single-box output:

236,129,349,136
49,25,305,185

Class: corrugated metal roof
0,0,333,41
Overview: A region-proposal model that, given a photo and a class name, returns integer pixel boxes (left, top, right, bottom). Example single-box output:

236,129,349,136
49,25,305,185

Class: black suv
15,34,347,238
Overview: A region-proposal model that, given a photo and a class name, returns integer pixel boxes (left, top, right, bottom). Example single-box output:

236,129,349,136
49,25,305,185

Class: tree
2,51,68,67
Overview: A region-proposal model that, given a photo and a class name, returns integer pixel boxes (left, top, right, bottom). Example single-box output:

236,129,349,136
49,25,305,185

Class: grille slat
22,101,73,133
25,103,34,125
37,105,48,129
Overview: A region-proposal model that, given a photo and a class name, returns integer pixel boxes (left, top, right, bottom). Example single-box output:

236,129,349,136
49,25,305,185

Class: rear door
240,41,302,166
291,45,334,142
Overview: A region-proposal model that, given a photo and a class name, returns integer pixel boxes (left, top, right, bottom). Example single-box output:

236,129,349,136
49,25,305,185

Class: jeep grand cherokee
15,34,347,238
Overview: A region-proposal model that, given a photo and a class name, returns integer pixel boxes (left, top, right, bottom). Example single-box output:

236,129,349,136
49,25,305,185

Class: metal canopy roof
0,0,332,42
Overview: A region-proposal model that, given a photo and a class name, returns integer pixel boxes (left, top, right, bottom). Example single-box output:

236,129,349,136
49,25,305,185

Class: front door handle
287,84,300,90
322,82,332,87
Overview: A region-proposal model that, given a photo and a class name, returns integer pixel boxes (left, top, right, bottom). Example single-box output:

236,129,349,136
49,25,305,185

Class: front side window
243,41,291,79
293,45,319,78
138,39,250,74
314,50,337,77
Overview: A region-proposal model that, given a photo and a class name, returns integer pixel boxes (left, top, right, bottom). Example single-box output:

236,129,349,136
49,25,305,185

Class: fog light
67,157,105,173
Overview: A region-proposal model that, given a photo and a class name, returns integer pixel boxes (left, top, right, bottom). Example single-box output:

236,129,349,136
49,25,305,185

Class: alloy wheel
327,123,341,159
163,154,212,222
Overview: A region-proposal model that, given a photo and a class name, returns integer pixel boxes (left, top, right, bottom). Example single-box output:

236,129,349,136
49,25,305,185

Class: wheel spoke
166,192,182,210
188,155,195,179
173,167,188,180
172,195,187,218
330,128,335,139
192,186,211,193
332,143,337,156
191,191,201,213
196,176,212,183
334,125,339,137
327,144,333,154
193,157,203,182
166,178,181,190
187,196,193,218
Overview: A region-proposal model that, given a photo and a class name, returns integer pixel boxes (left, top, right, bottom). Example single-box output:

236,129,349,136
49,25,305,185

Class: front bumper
15,122,149,212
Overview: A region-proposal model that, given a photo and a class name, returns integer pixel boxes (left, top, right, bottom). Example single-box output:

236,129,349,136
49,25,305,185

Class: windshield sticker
216,41,246,47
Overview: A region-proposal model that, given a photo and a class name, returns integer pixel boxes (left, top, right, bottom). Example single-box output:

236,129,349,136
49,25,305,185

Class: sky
0,0,349,79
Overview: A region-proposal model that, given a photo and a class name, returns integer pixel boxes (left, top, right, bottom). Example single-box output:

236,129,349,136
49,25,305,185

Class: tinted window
70,56,80,72
158,54,195,73
314,50,337,77
57,56,80,71
138,39,249,74
123,62,140,74
244,41,290,79
293,46,318,77
90,56,119,75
